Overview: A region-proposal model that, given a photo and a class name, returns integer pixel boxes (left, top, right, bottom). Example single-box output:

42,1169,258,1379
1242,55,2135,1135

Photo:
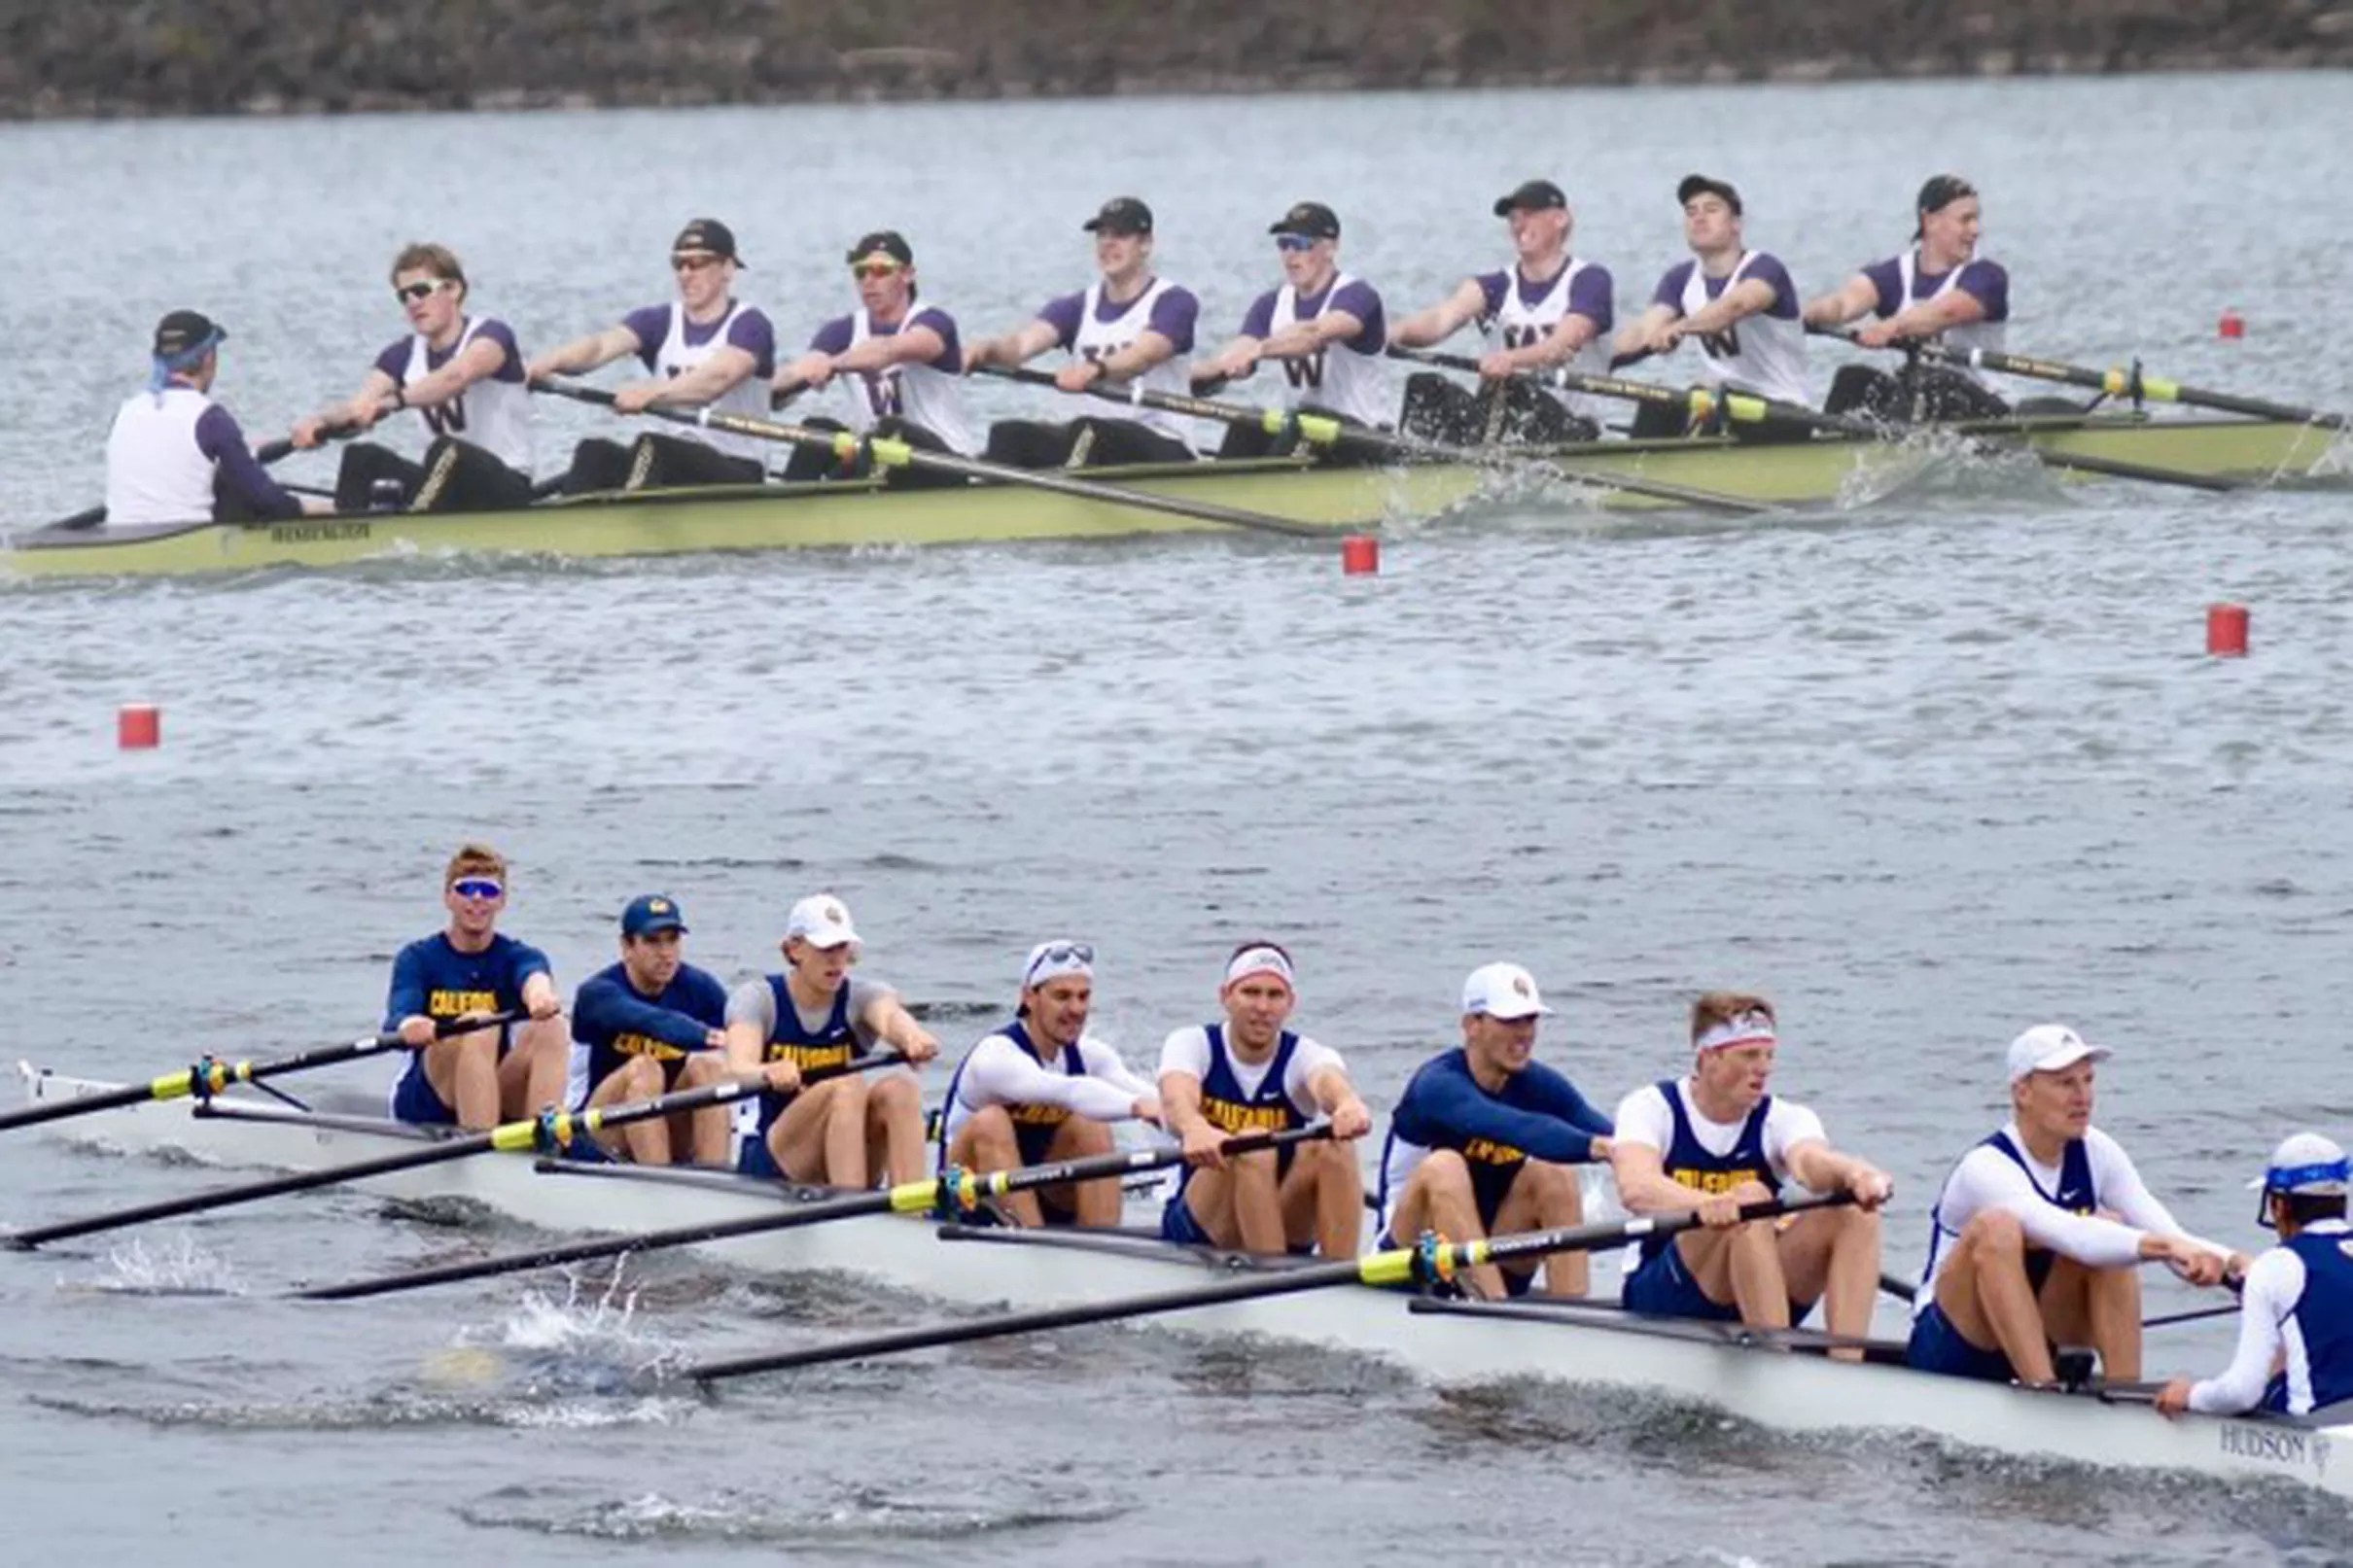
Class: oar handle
43,423,346,534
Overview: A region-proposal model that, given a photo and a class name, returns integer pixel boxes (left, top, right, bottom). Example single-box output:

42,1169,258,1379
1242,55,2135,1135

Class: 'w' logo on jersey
1281,354,1325,391
423,395,467,436
860,369,903,418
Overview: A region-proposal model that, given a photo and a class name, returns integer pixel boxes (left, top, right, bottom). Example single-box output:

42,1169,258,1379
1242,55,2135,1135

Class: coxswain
1608,993,1891,1351
289,243,536,513
567,894,733,1165
525,219,778,492
723,893,939,1188
2158,1133,2349,1419
1375,962,1613,1299
936,941,1162,1227
102,310,311,526
1908,1024,2232,1386
1157,942,1373,1258
383,843,567,1130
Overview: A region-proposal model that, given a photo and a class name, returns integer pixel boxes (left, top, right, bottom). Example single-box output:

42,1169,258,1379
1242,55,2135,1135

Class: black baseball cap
846,229,914,266
1268,200,1341,240
153,310,225,360
1493,178,1568,217
671,217,746,266
1676,174,1743,216
1082,196,1154,236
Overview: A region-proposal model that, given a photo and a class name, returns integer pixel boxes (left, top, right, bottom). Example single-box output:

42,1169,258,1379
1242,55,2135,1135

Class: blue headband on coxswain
148,330,224,396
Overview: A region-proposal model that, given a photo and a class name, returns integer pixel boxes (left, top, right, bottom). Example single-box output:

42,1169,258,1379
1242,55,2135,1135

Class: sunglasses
673,253,724,273
394,279,451,303
1275,233,1319,253
1024,940,1095,984
851,261,903,281
449,878,505,900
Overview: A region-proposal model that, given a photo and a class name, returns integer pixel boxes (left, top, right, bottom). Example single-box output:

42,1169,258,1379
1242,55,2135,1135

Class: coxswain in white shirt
1157,942,1372,1259
1387,177,1616,445
1802,174,2016,421
964,196,1205,470
936,941,1163,1228
2158,1133,2352,1419
723,893,939,1189
1907,1024,2232,1386
526,218,779,493
1612,175,1814,442
102,309,315,528
773,229,977,489
1610,993,1891,1352
290,243,537,515
1195,201,1391,465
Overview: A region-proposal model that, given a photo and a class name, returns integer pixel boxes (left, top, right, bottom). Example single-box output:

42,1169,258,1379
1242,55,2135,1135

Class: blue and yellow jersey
569,960,728,1098
382,930,552,1046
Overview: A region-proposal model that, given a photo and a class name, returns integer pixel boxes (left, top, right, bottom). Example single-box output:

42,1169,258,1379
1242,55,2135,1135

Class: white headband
1223,946,1296,991
1696,1010,1777,1053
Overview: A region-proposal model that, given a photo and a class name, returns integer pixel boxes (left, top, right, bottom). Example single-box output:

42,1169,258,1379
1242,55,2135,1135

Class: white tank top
103,386,217,527
836,304,979,455
1485,259,1613,422
654,301,771,463
401,317,534,474
1677,252,1809,407
1266,271,1389,428
1894,249,2006,383
1072,277,1195,449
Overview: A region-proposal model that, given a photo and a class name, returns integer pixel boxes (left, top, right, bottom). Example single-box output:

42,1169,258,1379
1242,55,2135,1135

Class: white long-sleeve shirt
938,1027,1153,1149
2188,1220,2352,1415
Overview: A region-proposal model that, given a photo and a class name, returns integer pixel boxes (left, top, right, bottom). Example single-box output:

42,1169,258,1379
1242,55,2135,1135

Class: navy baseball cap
621,893,688,937
1676,174,1743,216
672,218,746,267
1269,200,1341,239
1082,196,1154,235
153,310,225,361
1493,179,1567,217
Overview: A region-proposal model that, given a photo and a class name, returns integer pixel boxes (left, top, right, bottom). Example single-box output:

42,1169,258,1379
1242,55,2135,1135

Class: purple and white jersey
1861,249,2010,381
807,303,977,455
1237,273,1389,428
1653,251,1809,406
1476,260,1615,420
104,387,299,525
370,316,533,474
620,300,779,463
1037,278,1200,448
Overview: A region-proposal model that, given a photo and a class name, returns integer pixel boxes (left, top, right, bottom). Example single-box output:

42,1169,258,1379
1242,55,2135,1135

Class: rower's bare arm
1786,1139,1893,1208
779,351,832,393
519,972,561,1021
295,370,399,446
833,327,947,376
1682,277,1777,337
1204,333,1263,380
724,1018,795,1091
1521,314,1599,369
404,335,508,409
966,319,1059,372
396,1014,437,1047
865,994,938,1064
646,344,757,407
1266,313,1362,360
1886,289,1989,341
525,325,640,384
1613,303,1678,359
1608,1140,1694,1215
1159,1071,1223,1166
1108,329,1177,378
1801,274,1879,329
1387,278,1485,348
1306,1064,1371,1139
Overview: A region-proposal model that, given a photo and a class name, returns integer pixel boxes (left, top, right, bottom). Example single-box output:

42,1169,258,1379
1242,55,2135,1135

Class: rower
723,893,940,1188
289,243,536,513
1387,177,1615,445
1376,962,1612,1300
1157,942,1373,1258
936,941,1162,1227
774,230,977,487
1611,175,1814,440
102,310,312,527
384,843,567,1131
524,218,778,493
1608,993,1892,1350
1800,174,2013,420
567,894,734,1165
1195,201,1390,464
962,196,1203,469
1908,1024,2232,1386
2158,1133,2348,1419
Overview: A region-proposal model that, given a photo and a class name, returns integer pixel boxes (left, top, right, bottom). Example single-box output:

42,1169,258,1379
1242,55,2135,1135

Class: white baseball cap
784,893,860,950
2250,1132,2351,1196
1461,961,1552,1021
2005,1023,2111,1083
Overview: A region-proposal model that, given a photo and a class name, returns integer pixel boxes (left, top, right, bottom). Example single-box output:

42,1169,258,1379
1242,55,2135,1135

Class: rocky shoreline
4,0,2349,120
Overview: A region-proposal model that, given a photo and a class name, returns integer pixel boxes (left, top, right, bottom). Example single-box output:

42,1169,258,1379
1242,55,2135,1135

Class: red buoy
118,703,162,749
2218,308,2246,340
2206,604,2250,657
1341,535,1381,575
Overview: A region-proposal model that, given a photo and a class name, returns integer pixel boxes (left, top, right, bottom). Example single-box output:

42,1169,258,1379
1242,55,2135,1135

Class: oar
43,427,359,533
978,362,1772,517
2144,1303,2240,1330
531,380,1326,540
682,1189,1852,1383
1810,326,2351,432
3,1075,765,1251
0,1011,524,1134
299,1122,1334,1302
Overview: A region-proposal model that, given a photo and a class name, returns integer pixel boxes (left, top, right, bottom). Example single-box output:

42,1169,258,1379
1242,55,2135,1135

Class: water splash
83,1234,245,1296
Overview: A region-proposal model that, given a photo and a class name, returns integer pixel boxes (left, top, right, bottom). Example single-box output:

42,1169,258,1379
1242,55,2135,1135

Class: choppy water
5,72,2353,1566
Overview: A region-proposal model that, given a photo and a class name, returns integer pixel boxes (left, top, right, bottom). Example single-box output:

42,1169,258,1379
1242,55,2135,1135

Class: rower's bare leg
1280,1138,1363,1259
422,1026,503,1131
2039,1255,2143,1381
1045,1115,1119,1227
672,1054,732,1167
1178,1166,1243,1246
1389,1152,1503,1299
586,1058,671,1164
864,1073,927,1187
949,1107,1040,1226
1931,1208,2055,1383
513,1017,570,1114
771,1077,864,1187
1776,1202,1882,1357
1673,1202,1792,1327
1493,1159,1587,1298
1226,1147,1286,1254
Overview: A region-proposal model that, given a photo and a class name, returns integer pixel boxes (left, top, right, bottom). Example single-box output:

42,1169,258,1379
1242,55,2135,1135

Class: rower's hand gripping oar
0,1010,525,1134
299,1122,1336,1302
530,379,1328,540
1387,342,1852,440
977,361,1774,517
681,1189,1854,1384
3,1074,766,1251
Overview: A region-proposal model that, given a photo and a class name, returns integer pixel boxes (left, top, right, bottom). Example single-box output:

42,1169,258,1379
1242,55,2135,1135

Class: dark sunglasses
395,279,450,303
449,878,505,900
1275,234,1318,253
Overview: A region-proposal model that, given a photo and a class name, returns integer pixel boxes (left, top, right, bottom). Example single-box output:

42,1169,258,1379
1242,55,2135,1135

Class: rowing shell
15,1061,2353,1499
9,416,2346,580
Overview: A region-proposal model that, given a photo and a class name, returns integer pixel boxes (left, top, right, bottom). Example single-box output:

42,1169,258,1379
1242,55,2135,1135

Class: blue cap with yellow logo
621,894,687,937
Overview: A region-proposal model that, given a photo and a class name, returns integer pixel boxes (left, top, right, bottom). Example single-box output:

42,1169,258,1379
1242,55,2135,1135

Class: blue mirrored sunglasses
450,878,505,900
1275,233,1317,253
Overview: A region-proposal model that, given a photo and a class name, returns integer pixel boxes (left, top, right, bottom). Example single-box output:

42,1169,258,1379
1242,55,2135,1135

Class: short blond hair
443,842,507,886
1691,991,1774,1047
